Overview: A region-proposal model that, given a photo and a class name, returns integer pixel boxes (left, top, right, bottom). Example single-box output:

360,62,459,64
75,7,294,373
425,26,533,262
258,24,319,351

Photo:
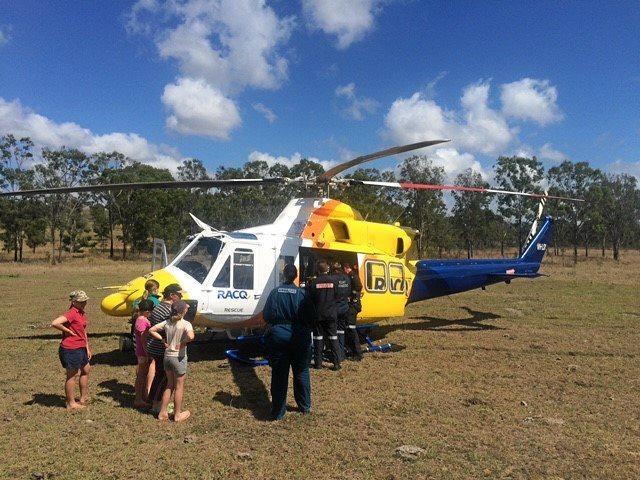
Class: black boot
346,326,363,360
313,336,324,369
329,337,341,370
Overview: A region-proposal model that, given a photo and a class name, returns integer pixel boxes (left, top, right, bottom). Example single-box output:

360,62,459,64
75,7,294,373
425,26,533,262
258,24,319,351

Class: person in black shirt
332,261,351,362
307,259,341,371
343,262,363,361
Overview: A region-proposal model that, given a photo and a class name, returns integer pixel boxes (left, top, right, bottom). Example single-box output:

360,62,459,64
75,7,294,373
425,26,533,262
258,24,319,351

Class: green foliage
547,161,600,261
494,155,544,255
398,155,448,257
334,168,404,223
0,135,45,261
452,169,491,258
1,133,639,263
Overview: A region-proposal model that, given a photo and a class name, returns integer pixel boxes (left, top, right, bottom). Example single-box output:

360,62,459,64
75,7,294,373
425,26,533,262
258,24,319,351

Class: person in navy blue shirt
263,264,313,420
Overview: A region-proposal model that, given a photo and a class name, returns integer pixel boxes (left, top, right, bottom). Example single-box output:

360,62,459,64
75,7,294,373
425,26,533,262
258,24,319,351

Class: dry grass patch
0,254,638,479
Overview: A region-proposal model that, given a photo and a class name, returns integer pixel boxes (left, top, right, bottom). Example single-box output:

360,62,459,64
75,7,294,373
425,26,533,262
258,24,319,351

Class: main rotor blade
317,139,450,182
348,180,585,202
0,177,287,197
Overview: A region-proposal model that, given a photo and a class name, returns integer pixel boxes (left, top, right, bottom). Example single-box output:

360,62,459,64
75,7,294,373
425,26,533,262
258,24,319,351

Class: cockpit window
175,237,223,283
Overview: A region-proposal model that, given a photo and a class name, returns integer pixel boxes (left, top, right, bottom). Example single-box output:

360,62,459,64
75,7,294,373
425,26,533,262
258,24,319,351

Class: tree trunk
601,233,606,258
613,238,620,261
108,208,115,258
57,229,63,263
517,222,523,257
50,224,56,265
13,233,18,262
585,243,588,258
19,236,23,262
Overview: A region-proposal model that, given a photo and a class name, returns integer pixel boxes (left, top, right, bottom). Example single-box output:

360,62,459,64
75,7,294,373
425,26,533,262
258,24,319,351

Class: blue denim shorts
59,346,89,370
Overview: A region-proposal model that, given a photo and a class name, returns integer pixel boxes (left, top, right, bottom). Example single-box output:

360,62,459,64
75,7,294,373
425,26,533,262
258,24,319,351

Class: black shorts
59,346,89,370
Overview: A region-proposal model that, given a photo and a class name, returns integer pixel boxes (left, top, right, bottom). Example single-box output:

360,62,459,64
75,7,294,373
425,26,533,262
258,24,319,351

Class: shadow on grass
11,332,125,340
23,393,66,408
97,379,135,408
213,360,271,421
376,307,504,337
91,349,137,367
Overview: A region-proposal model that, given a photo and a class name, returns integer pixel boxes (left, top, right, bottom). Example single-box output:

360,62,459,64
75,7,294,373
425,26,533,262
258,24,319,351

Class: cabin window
396,238,404,255
175,237,223,284
277,255,295,284
212,256,230,287
233,249,254,290
365,260,387,293
389,263,405,293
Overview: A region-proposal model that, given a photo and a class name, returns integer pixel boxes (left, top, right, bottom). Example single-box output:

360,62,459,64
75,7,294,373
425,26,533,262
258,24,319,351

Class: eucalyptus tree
452,169,491,258
547,161,600,262
33,148,94,263
0,135,40,261
494,155,544,256
398,155,447,257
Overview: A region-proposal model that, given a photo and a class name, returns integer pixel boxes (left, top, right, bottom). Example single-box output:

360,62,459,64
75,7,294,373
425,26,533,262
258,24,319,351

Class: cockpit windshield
174,237,223,284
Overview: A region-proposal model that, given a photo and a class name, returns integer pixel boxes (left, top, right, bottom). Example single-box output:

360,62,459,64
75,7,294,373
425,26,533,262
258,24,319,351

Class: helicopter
2,140,581,334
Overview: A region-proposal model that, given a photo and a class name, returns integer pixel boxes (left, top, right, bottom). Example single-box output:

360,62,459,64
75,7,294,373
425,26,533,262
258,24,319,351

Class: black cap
163,283,183,297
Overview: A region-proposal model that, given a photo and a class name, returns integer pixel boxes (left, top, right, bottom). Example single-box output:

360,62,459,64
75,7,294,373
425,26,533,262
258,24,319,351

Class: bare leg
145,358,156,401
78,363,91,405
65,369,84,410
173,374,190,421
158,370,175,421
134,357,150,407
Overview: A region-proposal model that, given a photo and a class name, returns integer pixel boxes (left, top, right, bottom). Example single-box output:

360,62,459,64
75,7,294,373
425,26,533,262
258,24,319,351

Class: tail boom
408,217,553,304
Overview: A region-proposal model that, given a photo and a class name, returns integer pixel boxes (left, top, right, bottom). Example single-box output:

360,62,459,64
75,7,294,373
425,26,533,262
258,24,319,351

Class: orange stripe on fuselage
300,199,342,248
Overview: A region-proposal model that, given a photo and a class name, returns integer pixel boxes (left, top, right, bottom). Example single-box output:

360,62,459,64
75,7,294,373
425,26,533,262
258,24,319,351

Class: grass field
0,253,638,479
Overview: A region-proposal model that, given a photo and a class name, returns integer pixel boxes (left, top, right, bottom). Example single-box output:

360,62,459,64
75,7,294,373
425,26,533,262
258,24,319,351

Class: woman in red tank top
51,291,92,410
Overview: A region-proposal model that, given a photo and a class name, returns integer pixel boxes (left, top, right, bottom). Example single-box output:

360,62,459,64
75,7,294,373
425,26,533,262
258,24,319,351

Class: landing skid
224,334,269,367
357,323,393,353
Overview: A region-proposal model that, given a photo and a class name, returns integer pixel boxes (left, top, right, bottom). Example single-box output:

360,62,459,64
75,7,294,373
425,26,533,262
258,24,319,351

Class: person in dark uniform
343,262,364,361
307,259,341,371
263,264,312,420
332,261,351,362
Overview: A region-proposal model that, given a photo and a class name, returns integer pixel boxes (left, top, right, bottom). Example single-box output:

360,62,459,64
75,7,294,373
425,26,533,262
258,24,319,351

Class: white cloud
128,0,294,139
335,82,379,120
252,102,277,123
302,0,383,49
162,77,241,140
427,147,488,181
248,150,336,172
0,27,9,47
500,78,563,125
0,97,184,171
384,81,516,155
539,143,566,162
609,160,640,179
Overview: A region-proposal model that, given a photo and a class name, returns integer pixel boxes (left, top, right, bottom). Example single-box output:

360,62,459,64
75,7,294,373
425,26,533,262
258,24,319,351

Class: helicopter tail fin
519,216,553,267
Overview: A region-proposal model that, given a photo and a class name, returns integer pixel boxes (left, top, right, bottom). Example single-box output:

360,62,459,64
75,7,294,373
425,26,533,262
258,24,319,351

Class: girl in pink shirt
133,300,154,409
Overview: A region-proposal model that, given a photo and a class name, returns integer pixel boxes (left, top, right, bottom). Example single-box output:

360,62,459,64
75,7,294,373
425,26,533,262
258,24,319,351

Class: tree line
1,134,639,264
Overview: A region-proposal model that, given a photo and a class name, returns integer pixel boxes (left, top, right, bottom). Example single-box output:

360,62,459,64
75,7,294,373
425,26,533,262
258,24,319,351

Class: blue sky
1,0,638,179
